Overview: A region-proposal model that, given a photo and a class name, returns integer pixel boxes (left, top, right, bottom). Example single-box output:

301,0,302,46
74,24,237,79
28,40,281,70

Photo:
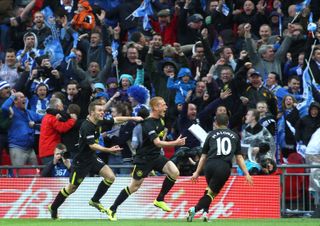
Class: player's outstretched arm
89,143,123,153
153,135,186,148
236,154,253,185
114,116,144,124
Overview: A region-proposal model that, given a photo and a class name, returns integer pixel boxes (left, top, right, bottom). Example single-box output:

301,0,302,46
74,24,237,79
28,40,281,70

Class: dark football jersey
135,117,166,160
202,128,242,164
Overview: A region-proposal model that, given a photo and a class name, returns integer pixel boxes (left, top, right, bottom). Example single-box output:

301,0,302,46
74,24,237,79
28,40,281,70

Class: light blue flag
41,6,54,22
308,12,317,32
297,67,313,117
222,4,230,16
143,14,152,31
296,0,311,13
111,40,119,59
72,32,79,48
65,52,76,63
41,6,58,39
127,0,154,30
44,36,64,68
130,0,153,18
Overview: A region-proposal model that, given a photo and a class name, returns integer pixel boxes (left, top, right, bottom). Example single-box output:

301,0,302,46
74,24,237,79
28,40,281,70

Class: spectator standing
150,8,178,45
30,11,51,49
39,98,77,164
0,81,11,165
71,0,96,33
277,95,300,160
167,67,196,105
243,71,278,117
0,49,20,87
295,102,320,153
242,109,276,162
1,91,43,166
244,23,292,82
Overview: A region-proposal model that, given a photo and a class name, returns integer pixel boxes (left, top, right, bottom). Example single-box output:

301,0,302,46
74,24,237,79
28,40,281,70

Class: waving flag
111,40,119,60
221,4,230,16
308,12,317,32
296,67,314,117
143,14,152,31
296,0,311,13
72,32,79,48
41,6,58,39
44,36,64,68
126,0,154,31
41,6,64,67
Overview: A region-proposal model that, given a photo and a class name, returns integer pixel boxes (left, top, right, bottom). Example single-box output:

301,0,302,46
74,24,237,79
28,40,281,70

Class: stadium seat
13,168,40,178
0,149,11,177
285,153,306,201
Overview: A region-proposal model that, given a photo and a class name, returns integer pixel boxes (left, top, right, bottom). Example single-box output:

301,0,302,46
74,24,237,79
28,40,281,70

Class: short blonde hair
149,96,164,111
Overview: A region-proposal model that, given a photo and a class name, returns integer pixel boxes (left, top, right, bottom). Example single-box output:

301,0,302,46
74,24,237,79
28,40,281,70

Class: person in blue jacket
167,67,196,105
1,91,43,166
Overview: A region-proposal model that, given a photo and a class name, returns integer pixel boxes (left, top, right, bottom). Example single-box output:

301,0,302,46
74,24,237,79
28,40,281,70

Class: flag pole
290,12,300,23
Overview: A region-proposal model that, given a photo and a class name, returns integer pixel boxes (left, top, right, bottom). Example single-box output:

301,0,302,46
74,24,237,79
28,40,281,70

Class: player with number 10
187,114,253,222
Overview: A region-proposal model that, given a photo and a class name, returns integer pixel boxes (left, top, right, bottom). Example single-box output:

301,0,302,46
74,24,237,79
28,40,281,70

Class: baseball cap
250,71,262,77
188,14,203,23
157,9,170,17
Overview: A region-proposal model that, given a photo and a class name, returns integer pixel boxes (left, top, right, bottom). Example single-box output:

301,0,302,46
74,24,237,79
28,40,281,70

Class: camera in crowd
171,147,202,176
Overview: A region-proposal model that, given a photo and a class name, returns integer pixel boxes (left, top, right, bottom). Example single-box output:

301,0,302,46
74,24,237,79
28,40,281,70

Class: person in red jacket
150,9,178,45
39,98,77,164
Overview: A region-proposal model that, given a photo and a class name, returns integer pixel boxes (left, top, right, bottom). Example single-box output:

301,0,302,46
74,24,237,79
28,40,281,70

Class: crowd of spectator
0,0,320,177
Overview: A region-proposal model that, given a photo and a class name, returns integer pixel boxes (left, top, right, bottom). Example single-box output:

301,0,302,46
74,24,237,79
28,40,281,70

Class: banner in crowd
0,176,280,219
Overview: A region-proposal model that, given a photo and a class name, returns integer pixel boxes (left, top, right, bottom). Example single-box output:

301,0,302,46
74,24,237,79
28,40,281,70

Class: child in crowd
167,67,196,105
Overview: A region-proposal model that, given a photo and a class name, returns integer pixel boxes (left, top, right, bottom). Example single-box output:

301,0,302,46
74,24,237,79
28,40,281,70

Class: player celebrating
106,96,186,221
48,100,123,219
187,114,253,222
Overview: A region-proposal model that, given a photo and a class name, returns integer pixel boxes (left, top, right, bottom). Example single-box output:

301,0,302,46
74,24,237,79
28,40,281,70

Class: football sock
156,175,176,201
195,190,215,212
91,178,113,202
110,186,131,212
51,188,70,210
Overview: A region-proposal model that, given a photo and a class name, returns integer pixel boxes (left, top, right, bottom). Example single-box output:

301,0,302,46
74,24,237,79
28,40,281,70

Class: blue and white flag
111,40,119,60
308,12,317,32
127,0,154,31
221,4,230,16
128,0,154,19
72,32,79,49
296,67,314,117
296,0,311,13
143,14,152,31
41,6,59,39
44,36,64,68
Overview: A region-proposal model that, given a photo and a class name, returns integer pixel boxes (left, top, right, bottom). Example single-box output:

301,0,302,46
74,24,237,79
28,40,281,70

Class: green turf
0,219,319,226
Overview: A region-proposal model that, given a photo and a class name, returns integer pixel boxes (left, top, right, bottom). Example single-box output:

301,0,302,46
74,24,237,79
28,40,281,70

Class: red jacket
150,14,178,45
39,114,76,158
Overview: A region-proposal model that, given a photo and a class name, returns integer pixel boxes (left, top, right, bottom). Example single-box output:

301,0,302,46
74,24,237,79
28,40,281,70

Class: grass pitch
0,219,319,226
